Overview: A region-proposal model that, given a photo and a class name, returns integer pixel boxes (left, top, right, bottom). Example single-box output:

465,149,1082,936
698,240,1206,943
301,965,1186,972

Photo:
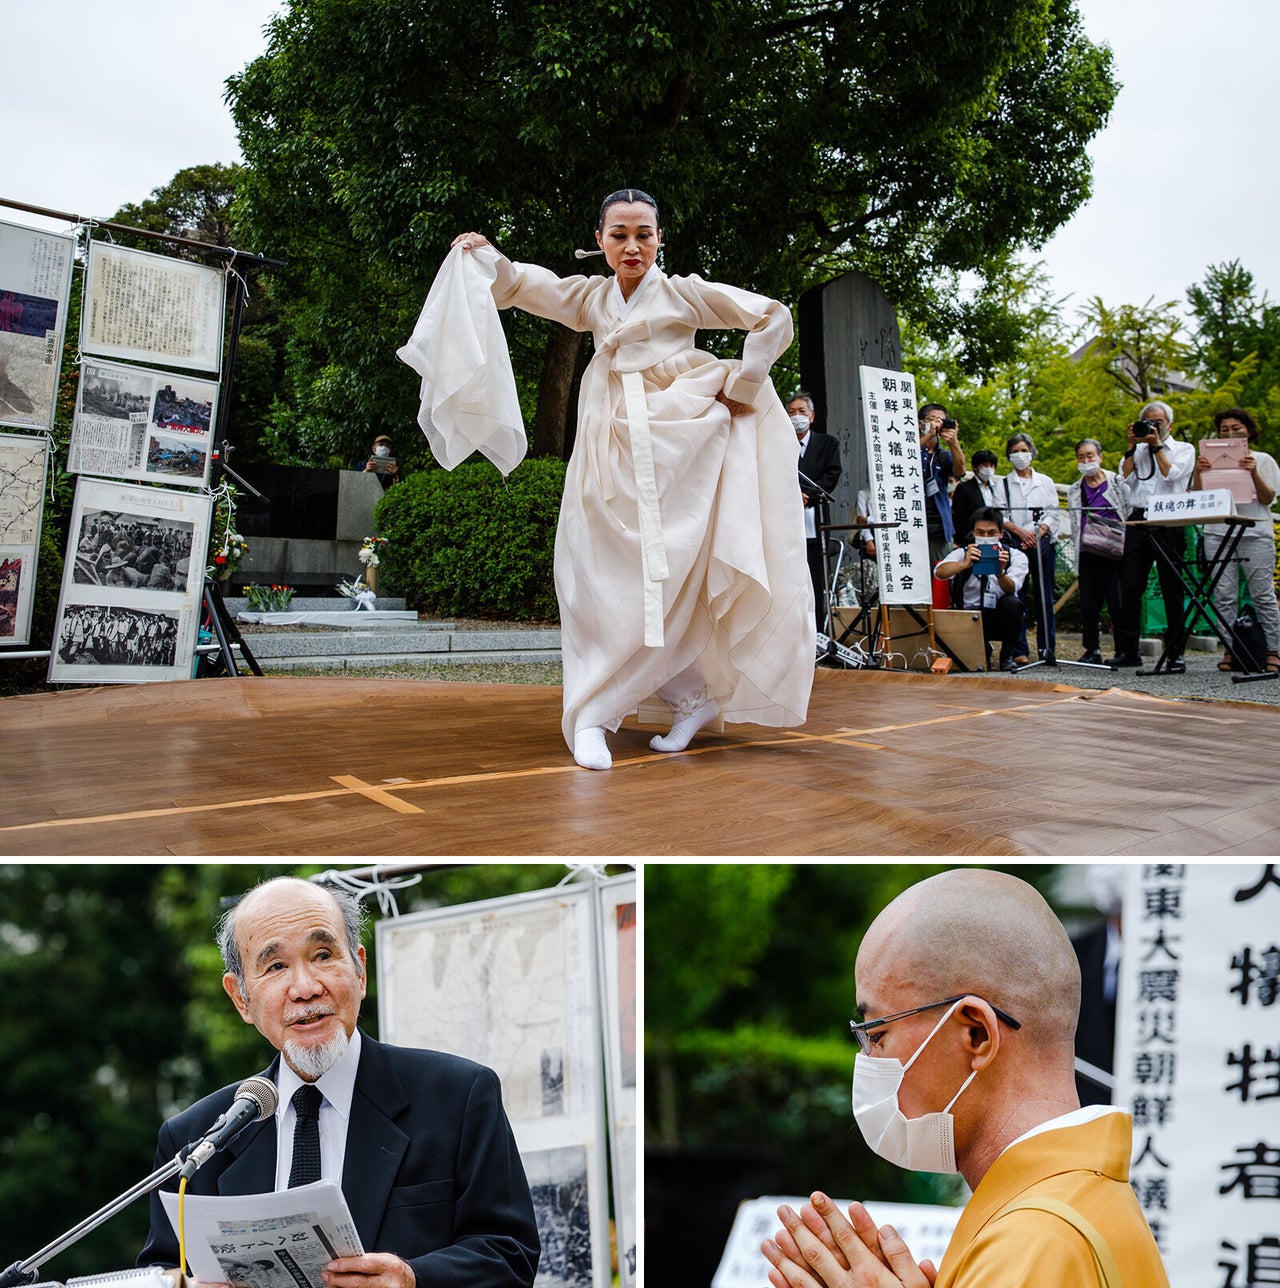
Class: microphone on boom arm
178,1076,278,1180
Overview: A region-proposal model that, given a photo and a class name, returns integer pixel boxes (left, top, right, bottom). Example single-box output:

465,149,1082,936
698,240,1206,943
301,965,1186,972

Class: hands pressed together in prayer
762,1193,937,1288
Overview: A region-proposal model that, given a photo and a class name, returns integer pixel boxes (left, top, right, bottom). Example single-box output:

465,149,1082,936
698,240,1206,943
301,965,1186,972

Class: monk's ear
958,999,1000,1069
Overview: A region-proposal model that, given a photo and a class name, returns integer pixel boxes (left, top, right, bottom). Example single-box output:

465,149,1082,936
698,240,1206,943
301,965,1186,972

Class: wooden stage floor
1,669,1277,856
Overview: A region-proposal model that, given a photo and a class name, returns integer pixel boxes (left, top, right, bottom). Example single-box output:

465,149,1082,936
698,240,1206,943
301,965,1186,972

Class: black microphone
179,1076,278,1180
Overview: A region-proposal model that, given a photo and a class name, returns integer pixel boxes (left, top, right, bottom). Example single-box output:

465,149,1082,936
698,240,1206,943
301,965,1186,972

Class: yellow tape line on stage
0,692,1089,836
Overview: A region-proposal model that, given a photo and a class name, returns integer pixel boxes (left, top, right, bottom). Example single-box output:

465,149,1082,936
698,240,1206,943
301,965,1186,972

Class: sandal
1218,653,1234,672
1268,653,1280,675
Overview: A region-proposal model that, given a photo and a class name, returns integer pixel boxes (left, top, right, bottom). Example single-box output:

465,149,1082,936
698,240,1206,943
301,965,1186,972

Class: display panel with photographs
81,241,225,374
68,358,217,488
378,884,615,1288
0,220,76,430
0,432,51,646
49,477,212,684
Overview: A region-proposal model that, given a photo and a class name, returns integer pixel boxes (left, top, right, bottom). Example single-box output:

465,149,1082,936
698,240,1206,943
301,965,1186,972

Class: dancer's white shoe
649,697,720,753
573,726,612,770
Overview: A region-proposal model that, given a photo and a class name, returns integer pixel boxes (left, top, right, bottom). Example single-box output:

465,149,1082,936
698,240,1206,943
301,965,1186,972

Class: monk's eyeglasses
849,993,1021,1055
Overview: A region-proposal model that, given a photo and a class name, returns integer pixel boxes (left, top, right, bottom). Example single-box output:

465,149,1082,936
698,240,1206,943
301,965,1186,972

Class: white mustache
287,1007,334,1025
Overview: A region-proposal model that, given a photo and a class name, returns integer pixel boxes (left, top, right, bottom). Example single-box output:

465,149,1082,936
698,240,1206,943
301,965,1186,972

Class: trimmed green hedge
374,458,565,620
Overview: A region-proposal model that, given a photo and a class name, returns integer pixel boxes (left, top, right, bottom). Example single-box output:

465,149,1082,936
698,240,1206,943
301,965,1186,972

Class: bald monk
762,868,1168,1288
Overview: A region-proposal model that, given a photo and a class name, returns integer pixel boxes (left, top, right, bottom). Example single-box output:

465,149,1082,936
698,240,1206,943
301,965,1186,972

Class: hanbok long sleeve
400,245,814,751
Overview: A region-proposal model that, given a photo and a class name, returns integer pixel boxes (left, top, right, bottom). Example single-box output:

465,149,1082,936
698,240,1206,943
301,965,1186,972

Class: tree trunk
534,324,586,460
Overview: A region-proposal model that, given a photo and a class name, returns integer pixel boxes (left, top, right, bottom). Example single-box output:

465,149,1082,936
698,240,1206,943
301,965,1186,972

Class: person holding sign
762,868,1169,1288
138,877,540,1288
933,508,1028,670
1193,407,1280,673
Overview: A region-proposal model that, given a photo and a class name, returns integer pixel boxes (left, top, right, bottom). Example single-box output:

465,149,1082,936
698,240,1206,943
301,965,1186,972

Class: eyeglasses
848,993,1021,1054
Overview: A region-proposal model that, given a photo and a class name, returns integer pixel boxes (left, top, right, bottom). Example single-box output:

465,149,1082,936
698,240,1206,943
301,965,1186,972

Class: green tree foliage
226,0,1117,464
0,863,577,1279
373,457,566,619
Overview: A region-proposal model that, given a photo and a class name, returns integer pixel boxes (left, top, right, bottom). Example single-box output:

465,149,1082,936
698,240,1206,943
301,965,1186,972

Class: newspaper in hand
158,1182,363,1288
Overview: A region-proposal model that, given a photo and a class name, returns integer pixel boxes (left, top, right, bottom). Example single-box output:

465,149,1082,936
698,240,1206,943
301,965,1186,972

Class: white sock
649,693,719,753
573,726,612,771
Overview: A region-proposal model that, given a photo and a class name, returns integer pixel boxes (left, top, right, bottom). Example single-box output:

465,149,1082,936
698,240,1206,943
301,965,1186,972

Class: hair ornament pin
574,249,606,259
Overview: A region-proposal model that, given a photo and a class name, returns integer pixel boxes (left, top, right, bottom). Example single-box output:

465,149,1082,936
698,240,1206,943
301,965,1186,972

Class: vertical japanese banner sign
1114,863,1280,1287
858,366,931,604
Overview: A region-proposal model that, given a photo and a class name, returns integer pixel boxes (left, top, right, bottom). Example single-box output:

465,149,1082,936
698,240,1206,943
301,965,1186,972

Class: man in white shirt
1115,400,1195,669
933,507,1029,671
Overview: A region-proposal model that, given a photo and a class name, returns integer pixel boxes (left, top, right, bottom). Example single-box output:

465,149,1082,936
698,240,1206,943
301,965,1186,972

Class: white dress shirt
273,1027,362,1191
1001,470,1062,538
797,430,817,538
1123,434,1195,509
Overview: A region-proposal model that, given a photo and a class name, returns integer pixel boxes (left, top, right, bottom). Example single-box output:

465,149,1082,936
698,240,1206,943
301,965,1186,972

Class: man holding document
138,877,539,1288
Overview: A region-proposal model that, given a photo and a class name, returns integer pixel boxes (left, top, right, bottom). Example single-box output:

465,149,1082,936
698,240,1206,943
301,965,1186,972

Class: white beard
284,1027,349,1081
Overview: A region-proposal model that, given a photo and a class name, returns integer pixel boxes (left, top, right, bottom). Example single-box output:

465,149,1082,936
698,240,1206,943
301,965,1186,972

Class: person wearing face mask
950,450,1002,551
763,868,1169,1288
917,404,967,566
791,391,843,634
1065,438,1129,665
359,435,400,489
1115,400,1194,669
1000,431,1061,666
415,190,813,770
1192,407,1280,674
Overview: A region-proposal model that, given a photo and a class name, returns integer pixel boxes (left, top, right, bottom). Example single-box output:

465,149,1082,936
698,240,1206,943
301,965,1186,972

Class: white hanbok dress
399,246,814,751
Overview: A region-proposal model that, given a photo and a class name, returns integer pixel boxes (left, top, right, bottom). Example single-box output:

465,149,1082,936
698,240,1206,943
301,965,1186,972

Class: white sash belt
620,369,668,647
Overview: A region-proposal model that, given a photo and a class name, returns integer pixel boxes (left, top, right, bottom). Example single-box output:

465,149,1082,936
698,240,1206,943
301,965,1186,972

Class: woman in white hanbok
400,190,813,769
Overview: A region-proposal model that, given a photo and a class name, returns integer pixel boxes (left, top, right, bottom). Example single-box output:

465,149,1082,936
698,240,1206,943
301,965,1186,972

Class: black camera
1133,418,1159,437
941,417,956,429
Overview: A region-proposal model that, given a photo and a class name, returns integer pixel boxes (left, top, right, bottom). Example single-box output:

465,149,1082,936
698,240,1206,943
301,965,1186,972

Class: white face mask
374,445,391,458
1078,459,1100,475
1009,451,1033,471
790,414,811,433
851,999,980,1174
976,466,995,483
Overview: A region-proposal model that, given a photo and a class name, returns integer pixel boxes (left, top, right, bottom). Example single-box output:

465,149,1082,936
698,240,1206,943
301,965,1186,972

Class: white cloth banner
395,245,527,477
858,366,931,604
1114,863,1280,1286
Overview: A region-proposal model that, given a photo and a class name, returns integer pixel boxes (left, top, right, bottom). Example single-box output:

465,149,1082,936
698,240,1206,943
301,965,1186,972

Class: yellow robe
937,1114,1169,1287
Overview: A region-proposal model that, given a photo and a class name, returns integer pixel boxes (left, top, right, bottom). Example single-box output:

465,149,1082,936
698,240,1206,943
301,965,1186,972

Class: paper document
159,1182,362,1288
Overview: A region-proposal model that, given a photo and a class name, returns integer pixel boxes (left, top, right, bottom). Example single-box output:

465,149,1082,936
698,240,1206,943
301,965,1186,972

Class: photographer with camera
934,506,1028,670
1115,400,1194,668
1000,431,1062,666
918,403,967,565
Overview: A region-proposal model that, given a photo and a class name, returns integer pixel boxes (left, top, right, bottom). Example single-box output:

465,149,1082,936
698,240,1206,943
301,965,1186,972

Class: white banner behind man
1114,863,1280,1286
858,366,931,605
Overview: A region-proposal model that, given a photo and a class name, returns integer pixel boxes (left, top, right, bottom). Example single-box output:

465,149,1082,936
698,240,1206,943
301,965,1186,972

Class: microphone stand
0,1153,189,1288
799,469,840,658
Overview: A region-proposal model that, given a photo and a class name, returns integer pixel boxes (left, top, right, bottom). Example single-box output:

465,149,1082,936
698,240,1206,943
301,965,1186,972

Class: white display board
81,241,226,374
712,1196,962,1288
49,476,211,683
0,219,75,430
378,883,614,1288
595,874,637,1288
1113,863,1280,1285
0,431,50,644
858,365,931,604
69,357,218,489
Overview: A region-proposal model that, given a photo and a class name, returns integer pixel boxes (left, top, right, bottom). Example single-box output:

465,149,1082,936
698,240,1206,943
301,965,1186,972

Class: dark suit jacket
1072,920,1117,1107
950,477,998,548
138,1034,539,1288
798,432,842,533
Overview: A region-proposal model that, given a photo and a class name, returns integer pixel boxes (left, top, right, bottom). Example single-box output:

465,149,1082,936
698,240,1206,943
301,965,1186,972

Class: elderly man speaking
762,868,1168,1287
138,876,539,1288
